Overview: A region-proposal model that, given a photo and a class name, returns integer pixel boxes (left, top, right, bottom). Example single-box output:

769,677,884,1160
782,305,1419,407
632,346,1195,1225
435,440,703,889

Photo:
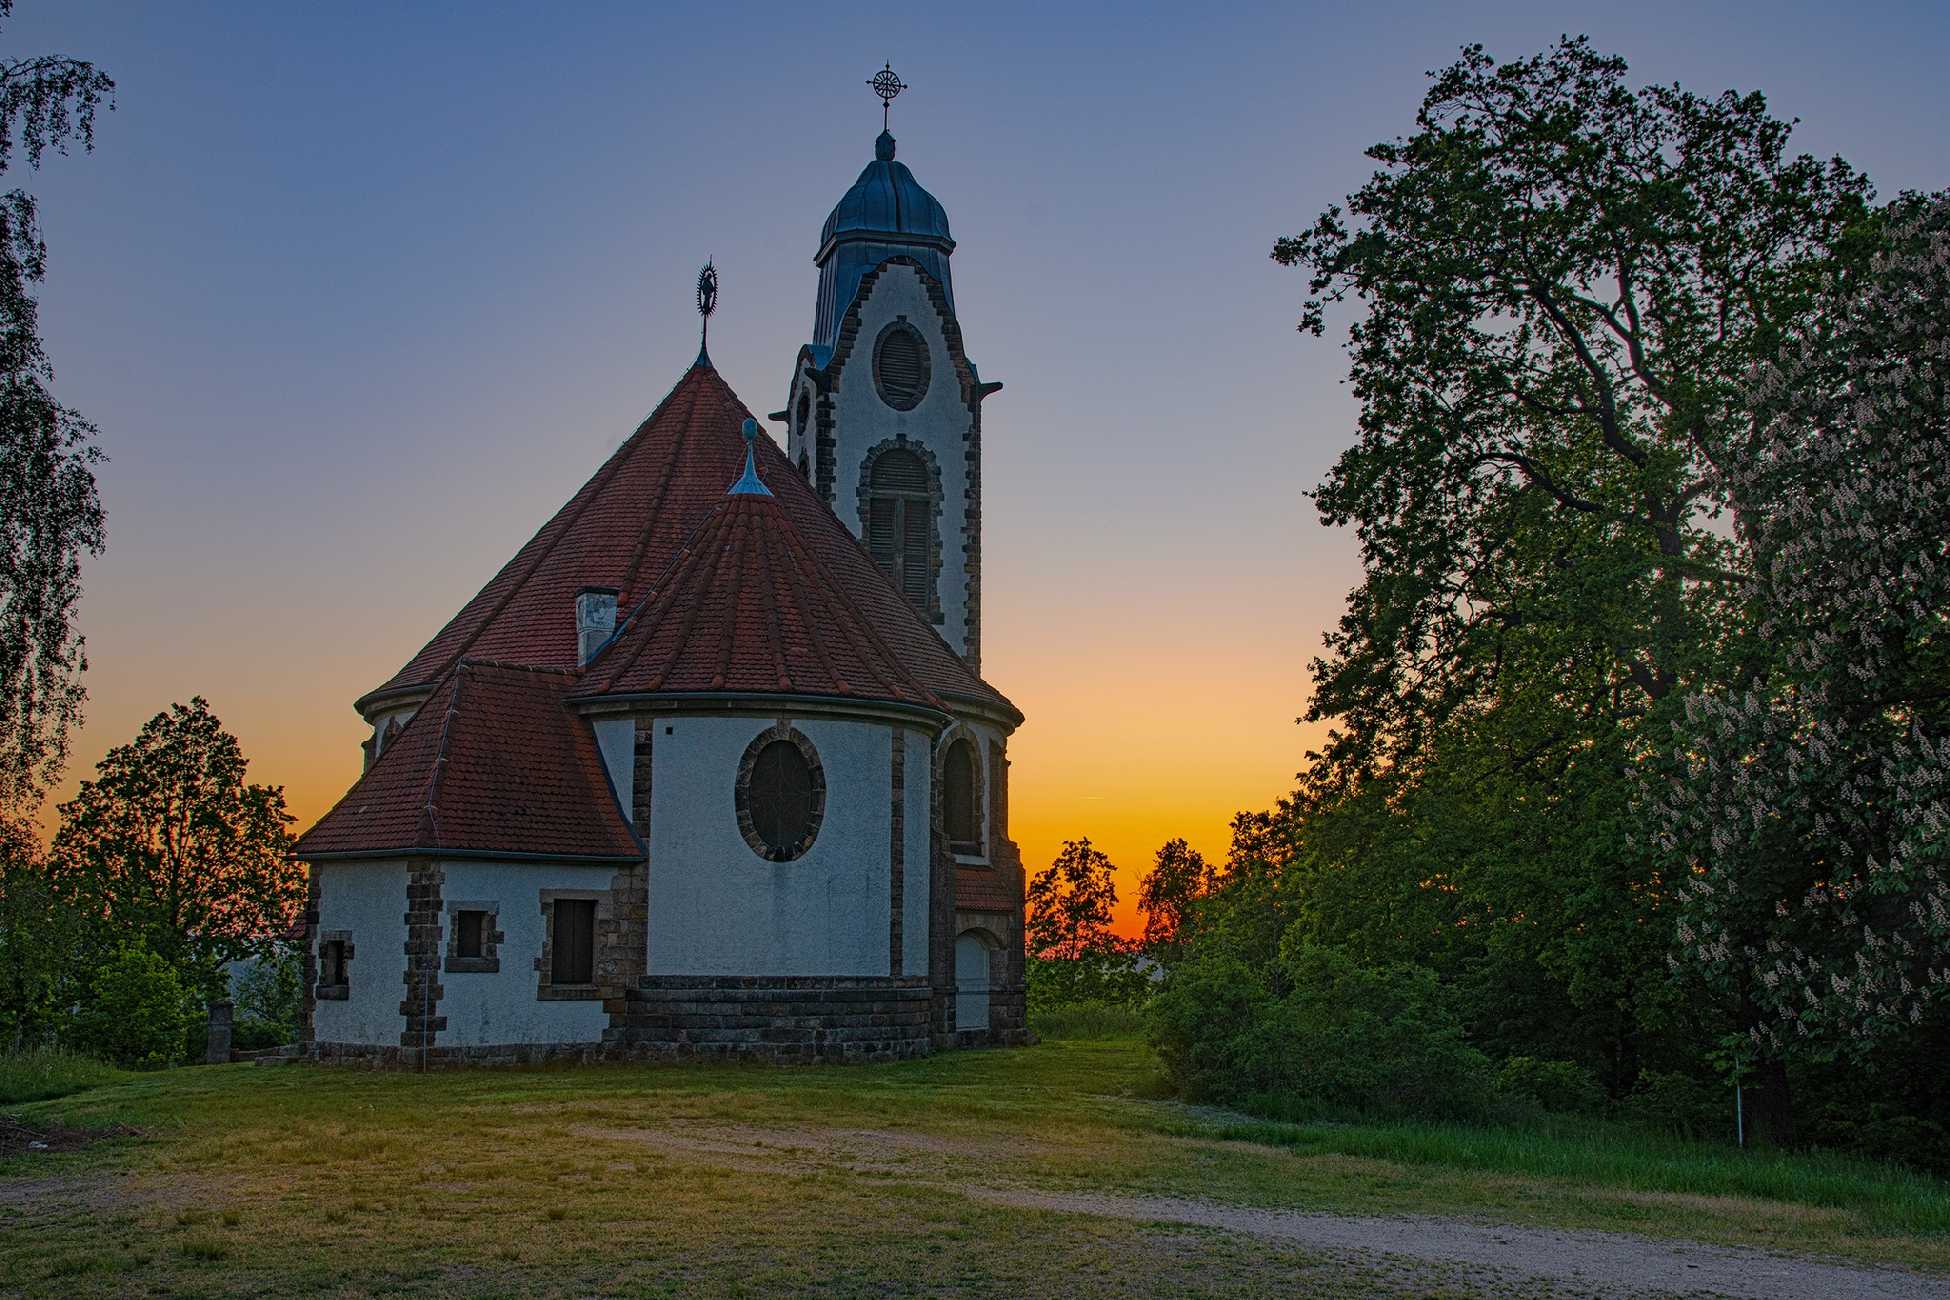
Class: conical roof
580,486,944,711
298,660,640,861
360,362,1015,721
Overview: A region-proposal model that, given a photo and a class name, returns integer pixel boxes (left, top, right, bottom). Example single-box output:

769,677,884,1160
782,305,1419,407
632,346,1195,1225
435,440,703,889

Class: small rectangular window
456,910,486,960
321,940,347,987
552,899,596,985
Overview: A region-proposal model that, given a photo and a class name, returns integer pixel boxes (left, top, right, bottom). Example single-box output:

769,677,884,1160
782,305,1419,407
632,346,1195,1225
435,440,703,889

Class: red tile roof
297,661,639,861
361,362,1016,721
957,865,1020,914
580,489,946,710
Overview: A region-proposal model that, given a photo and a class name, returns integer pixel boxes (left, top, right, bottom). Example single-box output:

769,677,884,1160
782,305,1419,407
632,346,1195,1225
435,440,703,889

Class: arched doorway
955,930,995,1033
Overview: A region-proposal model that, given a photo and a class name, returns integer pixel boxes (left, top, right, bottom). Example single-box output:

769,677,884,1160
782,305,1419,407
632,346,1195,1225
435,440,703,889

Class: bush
1806,1104,1950,1178
1149,941,1498,1123
66,945,196,1069
1497,1056,1607,1116
230,942,302,1050
1026,950,1153,1012
1617,1069,1731,1143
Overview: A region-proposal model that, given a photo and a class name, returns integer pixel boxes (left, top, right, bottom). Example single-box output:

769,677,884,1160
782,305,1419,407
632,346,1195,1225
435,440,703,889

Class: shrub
1806,1104,1950,1178
1496,1056,1607,1116
1617,1069,1730,1143
230,942,302,1050
1026,950,1153,1012
66,944,196,1069
1149,941,1498,1123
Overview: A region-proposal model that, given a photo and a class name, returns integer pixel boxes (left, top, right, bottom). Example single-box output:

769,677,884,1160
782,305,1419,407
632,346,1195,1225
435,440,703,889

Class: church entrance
954,930,993,1032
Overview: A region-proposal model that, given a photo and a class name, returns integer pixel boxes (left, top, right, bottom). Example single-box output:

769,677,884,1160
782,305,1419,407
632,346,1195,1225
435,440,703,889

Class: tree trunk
1746,1056,1796,1148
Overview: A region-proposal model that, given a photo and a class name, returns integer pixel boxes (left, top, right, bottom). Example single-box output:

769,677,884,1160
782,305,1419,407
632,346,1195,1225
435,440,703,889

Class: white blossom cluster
1651,194,1950,1053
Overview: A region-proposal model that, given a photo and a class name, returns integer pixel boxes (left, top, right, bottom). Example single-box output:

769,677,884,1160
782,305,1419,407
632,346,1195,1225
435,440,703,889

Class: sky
14,1,1950,934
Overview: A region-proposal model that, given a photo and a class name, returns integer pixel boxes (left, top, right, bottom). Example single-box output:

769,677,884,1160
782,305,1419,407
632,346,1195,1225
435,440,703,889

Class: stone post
205,999,234,1065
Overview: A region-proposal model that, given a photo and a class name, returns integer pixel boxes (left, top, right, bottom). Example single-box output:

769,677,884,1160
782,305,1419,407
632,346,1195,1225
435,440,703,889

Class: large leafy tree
1654,193,1950,1060
1136,838,1215,960
48,698,301,1000
0,2,112,812
1274,37,1870,790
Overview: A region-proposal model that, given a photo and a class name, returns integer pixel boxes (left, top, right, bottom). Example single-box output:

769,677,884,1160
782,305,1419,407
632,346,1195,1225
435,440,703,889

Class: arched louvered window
944,738,980,854
873,321,931,410
866,446,935,614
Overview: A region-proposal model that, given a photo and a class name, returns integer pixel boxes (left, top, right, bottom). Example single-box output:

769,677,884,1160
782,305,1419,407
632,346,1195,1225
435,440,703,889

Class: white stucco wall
902,727,932,977
312,860,409,1046
592,716,635,826
647,714,900,975
828,264,975,659
436,859,614,1047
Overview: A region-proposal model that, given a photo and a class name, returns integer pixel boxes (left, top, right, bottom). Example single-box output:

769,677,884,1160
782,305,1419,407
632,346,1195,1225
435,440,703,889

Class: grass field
3,1033,1947,1298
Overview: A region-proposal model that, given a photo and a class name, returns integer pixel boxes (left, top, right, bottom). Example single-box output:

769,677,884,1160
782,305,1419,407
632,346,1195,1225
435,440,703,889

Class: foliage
0,1043,124,1104
1025,837,1121,962
1149,940,1498,1123
0,2,113,813
1025,952,1151,1012
229,940,302,1050
1495,1056,1607,1117
47,698,301,1001
1026,999,1149,1041
1135,837,1214,961
1616,1069,1731,1144
65,943,193,1069
1650,193,1950,1059
0,812,87,1050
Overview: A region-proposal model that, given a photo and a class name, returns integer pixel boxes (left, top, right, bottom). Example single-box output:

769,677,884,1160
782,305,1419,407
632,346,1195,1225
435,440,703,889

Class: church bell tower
778,67,1000,672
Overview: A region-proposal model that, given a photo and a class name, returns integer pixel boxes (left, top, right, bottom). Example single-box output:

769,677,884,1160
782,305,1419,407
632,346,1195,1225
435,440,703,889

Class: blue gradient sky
17,2,1949,928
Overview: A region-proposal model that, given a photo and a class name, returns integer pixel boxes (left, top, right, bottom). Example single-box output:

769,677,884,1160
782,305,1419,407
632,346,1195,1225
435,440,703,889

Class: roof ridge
416,665,470,847
454,657,579,678
617,370,710,601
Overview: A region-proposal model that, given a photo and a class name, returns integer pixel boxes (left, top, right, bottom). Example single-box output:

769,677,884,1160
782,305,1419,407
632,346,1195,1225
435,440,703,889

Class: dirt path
975,1187,1950,1300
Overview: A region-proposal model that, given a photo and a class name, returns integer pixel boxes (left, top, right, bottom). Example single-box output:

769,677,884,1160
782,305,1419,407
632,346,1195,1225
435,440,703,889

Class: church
293,75,1028,1065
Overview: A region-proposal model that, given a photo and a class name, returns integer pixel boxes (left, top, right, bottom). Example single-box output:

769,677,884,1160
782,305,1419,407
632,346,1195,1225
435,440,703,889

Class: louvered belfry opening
867,446,934,615
873,321,931,410
944,737,980,855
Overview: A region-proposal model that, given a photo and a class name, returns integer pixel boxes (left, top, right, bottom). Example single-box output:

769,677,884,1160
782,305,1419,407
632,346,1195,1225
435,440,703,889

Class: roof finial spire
869,62,906,135
728,418,773,497
695,259,717,368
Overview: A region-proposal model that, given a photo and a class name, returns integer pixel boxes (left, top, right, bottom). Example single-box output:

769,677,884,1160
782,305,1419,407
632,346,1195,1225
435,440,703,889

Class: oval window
873,322,931,411
740,730,824,861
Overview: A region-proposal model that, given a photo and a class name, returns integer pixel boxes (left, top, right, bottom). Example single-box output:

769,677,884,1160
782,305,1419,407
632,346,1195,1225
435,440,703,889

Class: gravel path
972,1187,1950,1300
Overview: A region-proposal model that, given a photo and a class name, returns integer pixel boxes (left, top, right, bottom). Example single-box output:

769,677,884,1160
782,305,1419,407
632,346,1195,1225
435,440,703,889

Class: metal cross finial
869,62,906,132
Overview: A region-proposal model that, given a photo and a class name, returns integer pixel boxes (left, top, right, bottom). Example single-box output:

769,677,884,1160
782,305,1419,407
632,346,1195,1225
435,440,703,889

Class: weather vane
869,62,906,132
695,259,717,359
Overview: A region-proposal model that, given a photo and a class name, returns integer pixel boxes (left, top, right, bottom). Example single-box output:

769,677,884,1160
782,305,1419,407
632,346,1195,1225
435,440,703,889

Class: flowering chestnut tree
1654,194,1950,1058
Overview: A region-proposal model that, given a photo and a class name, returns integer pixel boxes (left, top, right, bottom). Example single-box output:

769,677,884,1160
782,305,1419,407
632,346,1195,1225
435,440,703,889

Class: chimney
575,587,619,666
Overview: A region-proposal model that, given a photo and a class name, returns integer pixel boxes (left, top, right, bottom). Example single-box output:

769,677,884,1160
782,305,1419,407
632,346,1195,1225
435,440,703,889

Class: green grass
1,1034,1945,1297
0,1047,130,1104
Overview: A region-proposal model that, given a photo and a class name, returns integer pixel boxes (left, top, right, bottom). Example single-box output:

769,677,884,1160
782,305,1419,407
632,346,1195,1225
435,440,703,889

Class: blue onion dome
813,132,957,347
818,131,954,251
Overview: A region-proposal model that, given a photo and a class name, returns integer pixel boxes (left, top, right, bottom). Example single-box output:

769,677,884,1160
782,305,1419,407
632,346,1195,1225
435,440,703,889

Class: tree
0,3,113,813
1273,36,1871,791
1137,838,1215,959
48,698,301,1001
1254,37,1882,1114
67,942,194,1069
1026,838,1120,961
0,810,83,1049
1653,193,1950,1061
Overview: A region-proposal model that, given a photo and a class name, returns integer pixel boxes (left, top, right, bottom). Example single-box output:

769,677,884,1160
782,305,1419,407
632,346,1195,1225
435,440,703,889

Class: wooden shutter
868,496,897,578
900,503,929,604
874,326,930,410
944,740,978,851
552,900,595,984
751,740,813,854
457,911,484,959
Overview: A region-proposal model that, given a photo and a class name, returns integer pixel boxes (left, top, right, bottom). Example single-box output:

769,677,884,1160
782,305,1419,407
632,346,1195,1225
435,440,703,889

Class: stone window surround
443,899,503,974
535,889,610,1001
734,722,828,863
856,435,945,626
316,929,354,1001
872,317,933,411
936,725,988,865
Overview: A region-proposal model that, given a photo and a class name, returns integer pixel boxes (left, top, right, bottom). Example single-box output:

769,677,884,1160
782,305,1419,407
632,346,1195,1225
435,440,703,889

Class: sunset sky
17,1,1950,933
